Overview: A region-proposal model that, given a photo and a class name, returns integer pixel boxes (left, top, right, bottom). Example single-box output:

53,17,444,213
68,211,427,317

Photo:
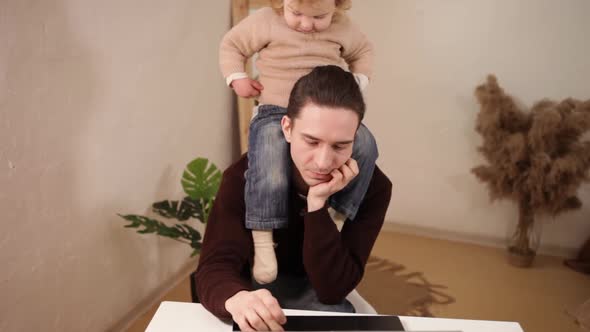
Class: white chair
346,289,377,314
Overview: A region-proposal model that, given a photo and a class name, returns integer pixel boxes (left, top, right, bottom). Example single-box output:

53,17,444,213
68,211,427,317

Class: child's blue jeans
245,104,378,229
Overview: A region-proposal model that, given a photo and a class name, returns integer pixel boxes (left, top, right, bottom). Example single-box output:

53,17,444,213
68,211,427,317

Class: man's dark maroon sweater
195,155,392,319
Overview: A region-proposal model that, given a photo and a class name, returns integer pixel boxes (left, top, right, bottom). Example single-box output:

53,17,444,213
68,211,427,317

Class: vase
507,202,542,267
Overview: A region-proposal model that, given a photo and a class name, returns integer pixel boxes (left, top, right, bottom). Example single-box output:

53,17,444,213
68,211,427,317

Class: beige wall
348,0,590,253
0,0,232,331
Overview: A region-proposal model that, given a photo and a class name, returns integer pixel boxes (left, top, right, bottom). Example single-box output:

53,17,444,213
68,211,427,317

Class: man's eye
314,15,327,19
333,145,346,151
307,140,318,146
293,12,302,16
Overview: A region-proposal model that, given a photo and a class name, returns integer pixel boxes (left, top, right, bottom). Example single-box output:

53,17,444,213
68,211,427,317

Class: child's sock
251,230,277,284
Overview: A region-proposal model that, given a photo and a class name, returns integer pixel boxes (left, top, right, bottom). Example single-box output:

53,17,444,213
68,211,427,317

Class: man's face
281,102,359,188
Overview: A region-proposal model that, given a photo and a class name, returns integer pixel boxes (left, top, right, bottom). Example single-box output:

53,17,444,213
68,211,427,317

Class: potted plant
118,157,221,257
119,157,221,302
472,75,590,267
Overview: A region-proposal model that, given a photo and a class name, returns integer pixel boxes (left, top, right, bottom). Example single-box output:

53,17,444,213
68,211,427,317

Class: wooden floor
126,230,590,332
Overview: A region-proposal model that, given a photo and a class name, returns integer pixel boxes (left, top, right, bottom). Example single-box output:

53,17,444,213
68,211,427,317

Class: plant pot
506,202,542,268
507,244,537,267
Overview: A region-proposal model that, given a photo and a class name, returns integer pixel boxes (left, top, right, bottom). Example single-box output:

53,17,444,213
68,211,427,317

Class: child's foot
252,230,277,284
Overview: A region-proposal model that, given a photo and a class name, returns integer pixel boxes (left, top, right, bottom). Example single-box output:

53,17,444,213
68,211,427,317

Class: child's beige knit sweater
219,7,373,108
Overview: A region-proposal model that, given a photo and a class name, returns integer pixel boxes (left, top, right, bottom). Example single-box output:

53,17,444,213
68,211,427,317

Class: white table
146,301,524,332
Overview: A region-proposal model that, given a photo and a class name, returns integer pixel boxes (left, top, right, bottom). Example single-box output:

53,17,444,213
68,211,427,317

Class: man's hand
307,159,359,212
231,78,264,98
225,289,286,331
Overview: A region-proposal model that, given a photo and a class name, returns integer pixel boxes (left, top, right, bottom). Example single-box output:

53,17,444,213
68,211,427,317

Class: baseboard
381,222,577,259
108,257,199,332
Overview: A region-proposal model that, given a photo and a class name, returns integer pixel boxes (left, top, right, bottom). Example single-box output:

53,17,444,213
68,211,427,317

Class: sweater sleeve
302,167,392,303
194,158,252,320
339,18,374,80
219,7,273,79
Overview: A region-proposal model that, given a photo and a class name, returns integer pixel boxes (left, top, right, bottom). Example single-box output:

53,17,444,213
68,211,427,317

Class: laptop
232,314,463,331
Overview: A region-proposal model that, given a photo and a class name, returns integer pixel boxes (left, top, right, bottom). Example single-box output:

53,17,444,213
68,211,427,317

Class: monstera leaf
119,214,202,257
181,158,221,201
152,197,207,222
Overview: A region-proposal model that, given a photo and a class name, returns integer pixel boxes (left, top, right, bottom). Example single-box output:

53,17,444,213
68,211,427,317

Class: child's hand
231,78,264,98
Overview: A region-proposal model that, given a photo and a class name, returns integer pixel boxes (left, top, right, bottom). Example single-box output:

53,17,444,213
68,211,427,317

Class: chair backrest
190,271,200,303
346,289,377,314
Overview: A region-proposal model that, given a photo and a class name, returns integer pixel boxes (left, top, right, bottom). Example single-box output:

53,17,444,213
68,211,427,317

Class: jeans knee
266,166,289,193
354,125,378,161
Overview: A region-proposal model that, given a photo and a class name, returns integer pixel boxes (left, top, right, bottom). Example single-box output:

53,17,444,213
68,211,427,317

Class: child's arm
340,19,374,90
219,8,273,97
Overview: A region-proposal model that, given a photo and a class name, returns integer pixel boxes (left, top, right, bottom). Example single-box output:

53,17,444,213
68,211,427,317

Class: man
195,65,392,331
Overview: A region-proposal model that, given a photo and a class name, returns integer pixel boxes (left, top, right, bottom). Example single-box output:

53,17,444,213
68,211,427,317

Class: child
219,0,377,284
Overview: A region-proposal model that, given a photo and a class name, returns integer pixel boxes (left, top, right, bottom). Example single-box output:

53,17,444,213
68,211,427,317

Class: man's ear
281,115,293,143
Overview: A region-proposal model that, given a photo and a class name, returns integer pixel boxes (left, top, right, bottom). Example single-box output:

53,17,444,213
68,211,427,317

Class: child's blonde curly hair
270,0,352,17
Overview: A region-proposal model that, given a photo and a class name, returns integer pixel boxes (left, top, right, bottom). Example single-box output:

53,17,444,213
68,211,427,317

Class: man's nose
315,146,333,172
